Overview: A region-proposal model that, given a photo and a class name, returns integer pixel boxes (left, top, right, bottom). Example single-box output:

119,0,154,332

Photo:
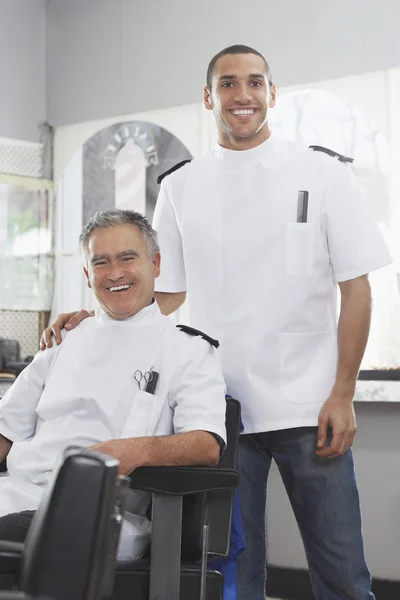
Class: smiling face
83,223,160,320
204,53,276,151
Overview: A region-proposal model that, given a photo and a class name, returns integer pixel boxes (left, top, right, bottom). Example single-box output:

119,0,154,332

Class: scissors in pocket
134,369,153,391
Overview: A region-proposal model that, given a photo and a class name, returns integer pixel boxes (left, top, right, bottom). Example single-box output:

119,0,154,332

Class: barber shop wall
0,0,47,142
51,102,214,320
46,0,400,127
53,103,214,184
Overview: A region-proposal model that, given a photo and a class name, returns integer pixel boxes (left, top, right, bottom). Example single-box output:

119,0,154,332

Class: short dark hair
206,45,273,91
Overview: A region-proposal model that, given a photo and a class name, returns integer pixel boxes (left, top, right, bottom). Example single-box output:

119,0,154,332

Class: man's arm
91,333,227,475
155,291,186,316
153,177,188,304
316,274,371,458
0,345,59,444
0,434,12,463
89,430,220,476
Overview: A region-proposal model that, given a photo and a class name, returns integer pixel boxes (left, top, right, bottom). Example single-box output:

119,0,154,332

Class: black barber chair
0,446,127,600
113,397,241,600
0,597,56,600
0,596,58,600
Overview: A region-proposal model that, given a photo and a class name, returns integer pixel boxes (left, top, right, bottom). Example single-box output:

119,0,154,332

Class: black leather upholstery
0,399,241,600
113,565,224,600
0,339,32,378
0,595,56,599
0,447,125,600
112,397,241,600
0,340,21,366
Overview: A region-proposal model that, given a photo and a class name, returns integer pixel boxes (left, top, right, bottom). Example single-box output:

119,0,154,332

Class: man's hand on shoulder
40,309,95,350
316,389,357,459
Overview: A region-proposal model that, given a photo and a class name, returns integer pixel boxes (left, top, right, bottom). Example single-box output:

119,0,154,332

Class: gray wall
47,0,400,127
0,0,47,142
5,0,400,136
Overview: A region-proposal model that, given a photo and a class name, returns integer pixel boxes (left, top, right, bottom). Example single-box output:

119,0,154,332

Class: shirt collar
96,300,160,325
213,133,278,167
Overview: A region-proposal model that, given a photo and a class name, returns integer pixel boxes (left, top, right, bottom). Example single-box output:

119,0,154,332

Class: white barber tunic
153,134,392,434
0,302,226,559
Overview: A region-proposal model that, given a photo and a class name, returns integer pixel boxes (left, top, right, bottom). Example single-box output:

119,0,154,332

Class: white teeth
232,109,255,115
109,284,132,292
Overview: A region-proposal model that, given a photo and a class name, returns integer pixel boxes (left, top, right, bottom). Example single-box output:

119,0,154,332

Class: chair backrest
21,446,125,600
0,340,21,367
180,397,241,561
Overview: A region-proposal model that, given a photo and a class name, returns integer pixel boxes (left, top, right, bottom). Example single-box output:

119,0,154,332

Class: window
269,72,400,370
0,184,53,311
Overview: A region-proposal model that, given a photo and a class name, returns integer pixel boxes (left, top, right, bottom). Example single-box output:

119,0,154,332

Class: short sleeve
322,162,392,282
0,344,58,442
153,179,187,293
168,337,227,446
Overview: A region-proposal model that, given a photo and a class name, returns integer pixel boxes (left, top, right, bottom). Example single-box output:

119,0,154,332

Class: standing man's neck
218,127,272,152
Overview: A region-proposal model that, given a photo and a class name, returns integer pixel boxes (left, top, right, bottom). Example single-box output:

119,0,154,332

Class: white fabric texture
153,135,392,433
0,302,227,559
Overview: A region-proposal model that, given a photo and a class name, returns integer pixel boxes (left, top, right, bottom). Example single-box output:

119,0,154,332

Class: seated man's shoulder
75,316,97,331
160,321,219,358
175,324,219,350
56,316,97,348
154,321,222,375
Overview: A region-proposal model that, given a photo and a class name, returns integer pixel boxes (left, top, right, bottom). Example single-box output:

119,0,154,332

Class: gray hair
79,209,160,261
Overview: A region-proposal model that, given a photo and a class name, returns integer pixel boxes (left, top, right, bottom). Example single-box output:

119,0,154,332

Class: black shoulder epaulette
309,145,354,164
157,160,192,184
176,324,219,348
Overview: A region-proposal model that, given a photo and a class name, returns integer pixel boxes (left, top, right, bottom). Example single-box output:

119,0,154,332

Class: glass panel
0,184,54,311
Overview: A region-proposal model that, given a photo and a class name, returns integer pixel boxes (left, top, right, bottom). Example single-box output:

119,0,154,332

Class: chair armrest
0,595,43,599
0,541,23,558
0,540,23,576
129,466,239,495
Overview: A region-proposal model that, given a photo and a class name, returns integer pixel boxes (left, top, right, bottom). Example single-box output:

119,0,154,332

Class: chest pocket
285,222,315,277
120,390,160,439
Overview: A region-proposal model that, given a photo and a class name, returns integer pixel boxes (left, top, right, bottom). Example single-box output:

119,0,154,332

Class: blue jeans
237,427,375,600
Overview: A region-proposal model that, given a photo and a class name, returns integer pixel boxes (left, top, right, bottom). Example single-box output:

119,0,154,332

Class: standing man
151,45,391,600
43,46,391,600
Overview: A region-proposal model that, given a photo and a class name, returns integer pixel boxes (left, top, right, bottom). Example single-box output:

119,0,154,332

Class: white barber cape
0,302,226,560
153,134,392,434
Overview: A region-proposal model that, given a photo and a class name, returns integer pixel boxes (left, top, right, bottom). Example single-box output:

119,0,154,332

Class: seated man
0,208,226,562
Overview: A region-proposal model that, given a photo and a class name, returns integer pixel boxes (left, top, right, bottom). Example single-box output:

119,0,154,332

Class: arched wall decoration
82,120,192,224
